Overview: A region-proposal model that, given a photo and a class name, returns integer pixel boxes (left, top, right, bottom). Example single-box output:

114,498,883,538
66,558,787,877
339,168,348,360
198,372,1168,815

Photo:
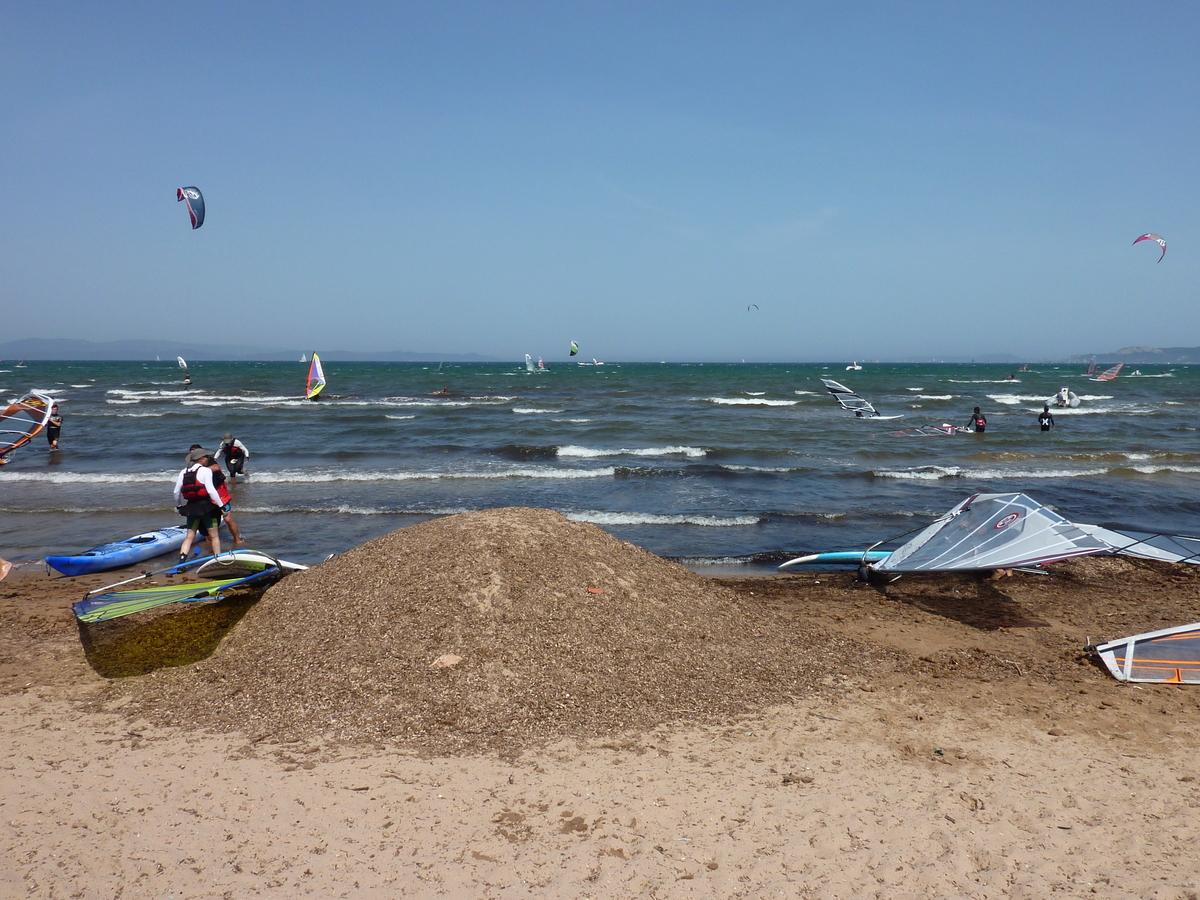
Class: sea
2,359,1198,572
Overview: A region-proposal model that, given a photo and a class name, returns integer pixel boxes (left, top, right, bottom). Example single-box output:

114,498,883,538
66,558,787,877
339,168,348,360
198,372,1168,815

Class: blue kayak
46,526,189,577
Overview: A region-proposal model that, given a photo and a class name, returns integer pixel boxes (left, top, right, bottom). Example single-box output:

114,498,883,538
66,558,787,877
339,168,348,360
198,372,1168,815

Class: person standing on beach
45,404,62,449
173,448,223,561
215,432,250,481
208,459,243,546
1038,403,1055,432
966,407,987,433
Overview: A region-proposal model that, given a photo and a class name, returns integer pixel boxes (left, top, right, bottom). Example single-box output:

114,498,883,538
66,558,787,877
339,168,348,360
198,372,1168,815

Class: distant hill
0,338,495,362
1067,346,1200,366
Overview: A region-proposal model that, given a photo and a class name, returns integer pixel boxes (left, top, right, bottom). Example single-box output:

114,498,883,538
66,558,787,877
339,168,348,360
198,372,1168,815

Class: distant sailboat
306,353,326,400
300,353,308,363
15,357,27,368
846,361,862,371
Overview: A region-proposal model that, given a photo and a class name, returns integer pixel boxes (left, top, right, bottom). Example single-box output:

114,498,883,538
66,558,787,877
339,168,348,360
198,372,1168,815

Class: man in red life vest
173,447,224,561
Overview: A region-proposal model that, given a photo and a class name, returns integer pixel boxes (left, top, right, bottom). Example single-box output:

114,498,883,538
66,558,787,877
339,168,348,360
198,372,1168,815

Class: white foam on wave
557,445,707,459
249,466,617,483
875,465,1109,480
512,407,563,415
705,397,797,406
236,505,472,516
385,414,416,420
553,418,592,424
1127,464,1200,476
566,511,760,527
719,464,802,473
792,390,820,396
0,470,174,484
916,394,953,400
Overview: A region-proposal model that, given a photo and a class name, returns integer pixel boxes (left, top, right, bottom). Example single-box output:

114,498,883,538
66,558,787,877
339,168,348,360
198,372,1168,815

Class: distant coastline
2,337,1197,365
0,337,496,363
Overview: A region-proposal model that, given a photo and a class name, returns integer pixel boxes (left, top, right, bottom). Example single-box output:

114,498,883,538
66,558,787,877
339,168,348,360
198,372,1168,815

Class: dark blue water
2,359,1198,569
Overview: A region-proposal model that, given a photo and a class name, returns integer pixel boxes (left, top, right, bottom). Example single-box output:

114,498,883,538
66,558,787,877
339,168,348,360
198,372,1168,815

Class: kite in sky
1133,232,1166,262
177,187,205,229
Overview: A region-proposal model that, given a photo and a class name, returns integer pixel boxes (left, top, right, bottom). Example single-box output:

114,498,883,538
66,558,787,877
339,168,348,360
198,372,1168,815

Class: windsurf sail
1078,525,1200,565
1093,623,1200,683
525,354,536,372
872,492,1110,573
1085,357,1097,376
306,353,326,400
820,378,888,418
1133,232,1166,262
177,186,205,229
570,341,579,357
0,391,54,464
177,356,188,369
886,424,968,437
1092,363,1124,382
73,570,279,623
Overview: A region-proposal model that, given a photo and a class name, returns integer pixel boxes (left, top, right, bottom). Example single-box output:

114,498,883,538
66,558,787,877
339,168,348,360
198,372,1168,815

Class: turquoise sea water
2,359,1198,570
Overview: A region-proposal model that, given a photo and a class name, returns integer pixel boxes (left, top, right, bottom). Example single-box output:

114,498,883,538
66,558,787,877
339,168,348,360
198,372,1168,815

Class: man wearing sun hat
173,447,224,562
214,432,250,481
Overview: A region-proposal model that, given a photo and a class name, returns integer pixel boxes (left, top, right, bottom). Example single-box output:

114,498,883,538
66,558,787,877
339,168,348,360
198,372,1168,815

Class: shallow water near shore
3,359,1199,566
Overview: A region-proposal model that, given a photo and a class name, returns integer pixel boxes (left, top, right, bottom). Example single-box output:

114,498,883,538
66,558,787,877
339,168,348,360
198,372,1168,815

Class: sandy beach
3,508,1200,899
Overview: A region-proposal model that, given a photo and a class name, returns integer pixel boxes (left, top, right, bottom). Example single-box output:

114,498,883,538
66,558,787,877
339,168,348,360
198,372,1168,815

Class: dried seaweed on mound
126,508,884,755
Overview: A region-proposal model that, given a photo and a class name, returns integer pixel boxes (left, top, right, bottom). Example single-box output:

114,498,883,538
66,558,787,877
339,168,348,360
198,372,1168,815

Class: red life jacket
224,441,244,462
180,466,209,503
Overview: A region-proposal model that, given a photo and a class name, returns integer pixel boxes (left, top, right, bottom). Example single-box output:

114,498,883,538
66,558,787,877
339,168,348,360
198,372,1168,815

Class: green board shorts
187,512,221,532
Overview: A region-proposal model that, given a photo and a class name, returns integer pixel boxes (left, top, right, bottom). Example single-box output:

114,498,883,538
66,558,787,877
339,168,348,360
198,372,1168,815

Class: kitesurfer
173,447,223,560
1038,403,1055,432
966,407,986,433
216,432,250,481
46,404,62,450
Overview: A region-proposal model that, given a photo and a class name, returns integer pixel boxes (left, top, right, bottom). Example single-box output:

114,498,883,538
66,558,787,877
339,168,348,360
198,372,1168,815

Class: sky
2,2,1197,362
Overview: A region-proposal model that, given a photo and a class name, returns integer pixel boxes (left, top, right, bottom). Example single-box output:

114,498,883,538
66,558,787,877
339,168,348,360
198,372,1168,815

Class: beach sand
3,508,1200,899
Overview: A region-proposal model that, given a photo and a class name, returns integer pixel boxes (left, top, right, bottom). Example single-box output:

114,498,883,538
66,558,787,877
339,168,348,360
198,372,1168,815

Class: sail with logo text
305,353,326,400
869,492,1109,573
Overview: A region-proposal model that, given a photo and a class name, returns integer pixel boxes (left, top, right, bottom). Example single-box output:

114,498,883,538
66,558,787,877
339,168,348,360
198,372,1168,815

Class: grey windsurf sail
1092,623,1200,683
820,378,896,418
872,492,1109,573
1078,525,1200,565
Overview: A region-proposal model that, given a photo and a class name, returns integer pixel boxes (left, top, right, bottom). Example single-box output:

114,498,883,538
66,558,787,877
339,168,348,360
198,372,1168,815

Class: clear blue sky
2,2,1197,361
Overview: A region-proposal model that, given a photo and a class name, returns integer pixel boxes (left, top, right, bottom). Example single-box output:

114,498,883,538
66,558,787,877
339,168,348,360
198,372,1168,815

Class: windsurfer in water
966,407,986,433
215,432,250,481
1038,403,1055,432
183,372,192,389
45,403,62,450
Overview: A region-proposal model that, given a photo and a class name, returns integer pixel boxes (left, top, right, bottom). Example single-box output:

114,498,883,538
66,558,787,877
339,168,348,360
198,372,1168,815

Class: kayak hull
46,527,189,576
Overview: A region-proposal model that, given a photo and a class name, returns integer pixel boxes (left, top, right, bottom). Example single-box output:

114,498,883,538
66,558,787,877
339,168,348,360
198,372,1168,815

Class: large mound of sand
128,508,896,754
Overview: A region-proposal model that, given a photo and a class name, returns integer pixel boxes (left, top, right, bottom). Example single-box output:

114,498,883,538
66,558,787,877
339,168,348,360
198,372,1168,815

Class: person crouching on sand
174,447,223,561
